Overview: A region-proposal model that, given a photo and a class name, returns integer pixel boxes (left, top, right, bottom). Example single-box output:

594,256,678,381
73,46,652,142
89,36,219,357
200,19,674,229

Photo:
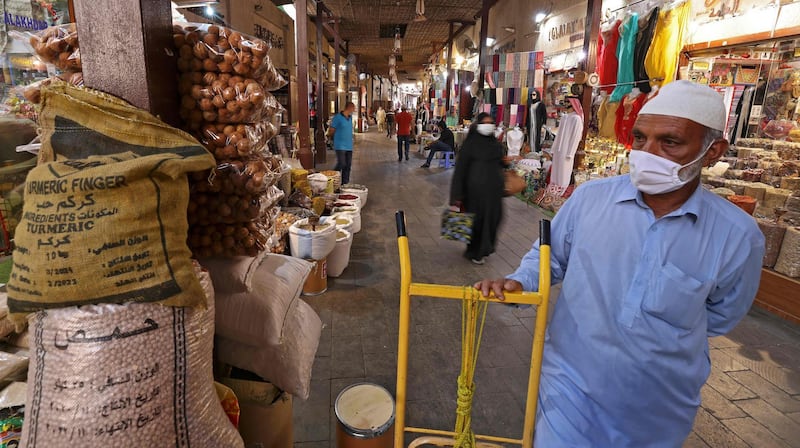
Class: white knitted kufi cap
638,80,726,132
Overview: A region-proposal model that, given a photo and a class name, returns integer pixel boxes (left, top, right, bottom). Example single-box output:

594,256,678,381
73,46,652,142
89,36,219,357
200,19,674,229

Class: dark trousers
334,150,353,184
397,135,411,160
424,141,453,165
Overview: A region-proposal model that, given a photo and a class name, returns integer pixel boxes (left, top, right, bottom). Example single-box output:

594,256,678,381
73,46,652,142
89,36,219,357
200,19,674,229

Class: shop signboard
3,0,69,31
535,2,586,56
227,0,293,70
687,0,783,45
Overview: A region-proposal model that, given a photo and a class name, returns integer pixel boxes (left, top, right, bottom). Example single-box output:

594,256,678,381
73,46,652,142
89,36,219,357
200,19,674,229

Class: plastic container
341,184,368,208
333,206,361,234
289,217,337,260
327,229,353,278
302,257,327,295
335,383,394,448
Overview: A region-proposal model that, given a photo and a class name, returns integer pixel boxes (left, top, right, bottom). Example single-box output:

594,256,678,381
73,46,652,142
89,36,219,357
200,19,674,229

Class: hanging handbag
504,170,527,197
441,209,475,243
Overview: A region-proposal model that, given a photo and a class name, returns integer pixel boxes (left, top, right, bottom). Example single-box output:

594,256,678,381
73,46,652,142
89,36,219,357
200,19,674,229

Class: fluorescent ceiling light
173,1,218,8
278,4,296,21
486,37,495,46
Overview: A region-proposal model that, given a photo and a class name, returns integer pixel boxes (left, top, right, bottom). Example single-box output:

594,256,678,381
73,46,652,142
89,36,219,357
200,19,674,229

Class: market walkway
294,129,800,448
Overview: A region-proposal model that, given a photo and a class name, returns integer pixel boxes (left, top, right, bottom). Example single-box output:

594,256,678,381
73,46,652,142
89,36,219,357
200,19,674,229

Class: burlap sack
37,82,210,163
20,267,244,447
7,151,212,318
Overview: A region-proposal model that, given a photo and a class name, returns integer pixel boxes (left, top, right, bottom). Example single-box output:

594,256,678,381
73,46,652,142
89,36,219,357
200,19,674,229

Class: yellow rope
454,287,489,448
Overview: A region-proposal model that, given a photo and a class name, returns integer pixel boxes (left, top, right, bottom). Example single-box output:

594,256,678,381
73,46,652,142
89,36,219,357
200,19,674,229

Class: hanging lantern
389,55,396,67
393,27,402,54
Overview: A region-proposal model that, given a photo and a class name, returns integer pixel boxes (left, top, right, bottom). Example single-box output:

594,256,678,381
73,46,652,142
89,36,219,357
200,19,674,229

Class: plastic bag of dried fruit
11,24,81,72
178,71,284,127
195,121,279,160
20,73,83,104
188,220,272,258
173,23,287,91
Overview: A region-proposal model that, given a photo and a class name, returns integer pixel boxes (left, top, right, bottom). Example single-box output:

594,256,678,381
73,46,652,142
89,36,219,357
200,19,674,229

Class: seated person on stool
421,121,455,168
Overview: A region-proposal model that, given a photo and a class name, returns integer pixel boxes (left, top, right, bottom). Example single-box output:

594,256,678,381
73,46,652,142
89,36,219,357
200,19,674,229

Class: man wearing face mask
475,81,765,447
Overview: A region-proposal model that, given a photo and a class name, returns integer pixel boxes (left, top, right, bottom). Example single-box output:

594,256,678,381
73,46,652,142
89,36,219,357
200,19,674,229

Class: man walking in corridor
328,101,356,184
395,106,414,162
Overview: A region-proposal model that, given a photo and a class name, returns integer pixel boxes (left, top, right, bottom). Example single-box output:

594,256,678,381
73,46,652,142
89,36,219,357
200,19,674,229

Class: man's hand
473,278,523,300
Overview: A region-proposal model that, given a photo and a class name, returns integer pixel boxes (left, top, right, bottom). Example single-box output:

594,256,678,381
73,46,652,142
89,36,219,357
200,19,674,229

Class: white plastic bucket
331,214,354,233
341,184,368,208
289,217,337,260
333,206,361,233
327,229,353,278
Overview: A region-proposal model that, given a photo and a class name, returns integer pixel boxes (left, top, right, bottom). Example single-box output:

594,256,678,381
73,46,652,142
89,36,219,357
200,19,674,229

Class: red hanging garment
615,93,646,148
597,20,622,95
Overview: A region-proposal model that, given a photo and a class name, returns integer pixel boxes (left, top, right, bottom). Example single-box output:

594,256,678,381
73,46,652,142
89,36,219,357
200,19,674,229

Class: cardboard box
221,378,293,448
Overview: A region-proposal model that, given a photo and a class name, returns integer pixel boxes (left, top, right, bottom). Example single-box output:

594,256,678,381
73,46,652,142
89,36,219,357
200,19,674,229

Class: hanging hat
638,80,726,131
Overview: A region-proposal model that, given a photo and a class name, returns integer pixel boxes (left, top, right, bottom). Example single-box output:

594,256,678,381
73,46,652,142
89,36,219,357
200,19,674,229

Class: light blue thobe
508,175,765,447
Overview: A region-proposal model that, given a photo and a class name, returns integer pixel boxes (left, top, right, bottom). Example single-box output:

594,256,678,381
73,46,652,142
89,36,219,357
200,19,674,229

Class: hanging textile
610,13,639,103
615,92,646,148
644,0,690,88
597,96,619,139
634,7,660,94
550,112,583,189
597,20,622,95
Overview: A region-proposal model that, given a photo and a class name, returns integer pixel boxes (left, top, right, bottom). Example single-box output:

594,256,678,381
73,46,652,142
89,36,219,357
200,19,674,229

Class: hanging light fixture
389,55,396,67
413,0,427,22
393,26,402,54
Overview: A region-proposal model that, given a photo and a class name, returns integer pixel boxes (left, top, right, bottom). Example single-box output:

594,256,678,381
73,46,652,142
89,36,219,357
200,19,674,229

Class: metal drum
302,257,327,296
335,383,395,448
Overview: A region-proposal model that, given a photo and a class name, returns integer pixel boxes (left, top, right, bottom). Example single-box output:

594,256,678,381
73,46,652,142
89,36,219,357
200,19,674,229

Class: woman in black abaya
449,112,506,264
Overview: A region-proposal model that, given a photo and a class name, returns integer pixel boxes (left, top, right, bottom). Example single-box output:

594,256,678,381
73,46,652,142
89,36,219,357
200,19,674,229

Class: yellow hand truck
394,211,552,448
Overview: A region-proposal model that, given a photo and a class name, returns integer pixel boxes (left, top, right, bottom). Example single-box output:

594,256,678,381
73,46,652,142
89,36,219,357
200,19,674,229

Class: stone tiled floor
293,129,800,448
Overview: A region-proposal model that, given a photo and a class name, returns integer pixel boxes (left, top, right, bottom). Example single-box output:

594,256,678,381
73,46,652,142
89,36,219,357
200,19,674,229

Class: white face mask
629,145,711,195
477,123,496,136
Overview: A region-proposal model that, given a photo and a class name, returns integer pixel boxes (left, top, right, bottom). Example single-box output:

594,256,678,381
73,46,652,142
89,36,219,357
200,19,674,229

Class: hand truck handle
540,219,551,246
396,211,407,237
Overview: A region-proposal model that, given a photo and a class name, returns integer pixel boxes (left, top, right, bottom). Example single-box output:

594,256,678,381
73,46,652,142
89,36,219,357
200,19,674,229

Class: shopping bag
441,210,475,243
504,170,527,197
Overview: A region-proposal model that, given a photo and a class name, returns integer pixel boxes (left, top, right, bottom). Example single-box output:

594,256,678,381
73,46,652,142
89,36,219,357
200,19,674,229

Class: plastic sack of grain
201,254,312,346
288,217,337,260
20,266,244,447
341,183,368,207
757,219,787,268
214,296,321,400
327,229,353,278
774,227,800,278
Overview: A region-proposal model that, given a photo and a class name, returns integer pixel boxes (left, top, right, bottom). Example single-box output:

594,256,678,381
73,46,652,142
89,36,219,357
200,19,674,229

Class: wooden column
73,0,179,127
334,21,341,111
314,3,327,164
577,0,603,168
294,0,314,168
477,0,491,96
445,22,455,113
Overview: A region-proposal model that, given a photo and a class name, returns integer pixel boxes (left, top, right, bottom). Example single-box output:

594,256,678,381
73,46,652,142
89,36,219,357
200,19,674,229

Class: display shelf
755,268,800,325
